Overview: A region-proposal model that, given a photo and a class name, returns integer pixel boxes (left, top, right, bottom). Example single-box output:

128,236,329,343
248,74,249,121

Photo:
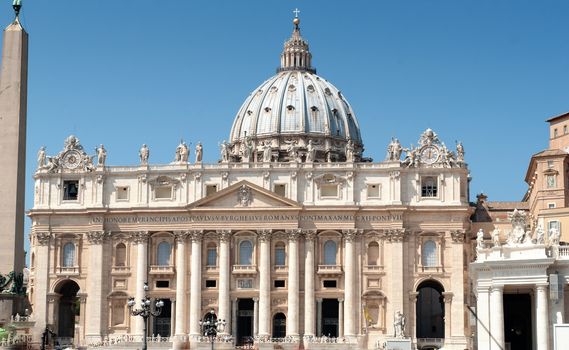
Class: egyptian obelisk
0,1,27,284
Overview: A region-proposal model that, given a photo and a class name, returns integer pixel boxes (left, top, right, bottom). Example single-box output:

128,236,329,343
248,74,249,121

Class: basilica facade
27,17,473,350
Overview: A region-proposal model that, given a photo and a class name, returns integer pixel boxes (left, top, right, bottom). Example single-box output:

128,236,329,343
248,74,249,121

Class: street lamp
199,309,226,350
127,282,164,350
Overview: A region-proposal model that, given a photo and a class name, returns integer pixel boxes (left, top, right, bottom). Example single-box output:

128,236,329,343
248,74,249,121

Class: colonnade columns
173,231,189,347
85,231,110,343
316,298,323,337
31,232,51,341
387,229,406,337
188,230,203,338
217,230,232,335
286,229,301,338
489,286,504,350
304,230,317,338
442,292,453,341
536,284,550,350
232,298,238,338
476,286,491,350
257,229,271,337
342,229,358,337
338,299,344,337
253,297,259,336
132,231,149,336
408,292,419,340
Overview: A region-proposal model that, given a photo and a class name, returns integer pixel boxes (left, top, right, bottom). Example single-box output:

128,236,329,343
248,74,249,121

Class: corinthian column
286,229,301,338
85,231,110,343
132,231,149,336
173,231,189,343
489,285,504,350
217,230,232,334
342,229,359,337
257,229,271,337
31,232,52,341
188,230,203,338
304,230,317,338
536,284,550,350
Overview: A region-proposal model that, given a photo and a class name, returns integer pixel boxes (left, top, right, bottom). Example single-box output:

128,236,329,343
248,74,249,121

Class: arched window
115,243,126,267
323,240,337,265
63,242,75,267
239,240,253,265
367,241,380,265
272,313,286,338
207,243,217,267
422,240,437,267
275,242,286,266
157,242,171,266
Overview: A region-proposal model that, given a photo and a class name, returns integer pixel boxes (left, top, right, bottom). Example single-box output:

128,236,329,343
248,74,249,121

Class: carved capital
86,230,110,244
450,230,466,243
387,229,407,242
389,171,400,179
409,292,419,302
285,229,302,241
189,230,204,242
442,292,454,303
174,230,190,244
342,229,361,242
217,229,232,242
257,229,272,242
303,229,317,241
130,231,150,244
33,232,52,245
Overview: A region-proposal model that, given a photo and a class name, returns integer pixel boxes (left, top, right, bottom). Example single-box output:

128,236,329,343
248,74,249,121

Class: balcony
111,266,131,275
317,265,342,276
56,266,80,276
363,265,384,273
417,265,444,274
204,265,219,273
232,265,257,275
273,265,288,273
149,265,175,275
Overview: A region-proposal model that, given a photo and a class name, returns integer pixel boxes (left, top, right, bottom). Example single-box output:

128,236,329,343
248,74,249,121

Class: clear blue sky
2,1,568,256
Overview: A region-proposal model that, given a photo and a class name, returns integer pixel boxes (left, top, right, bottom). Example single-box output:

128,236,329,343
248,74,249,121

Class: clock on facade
420,146,440,165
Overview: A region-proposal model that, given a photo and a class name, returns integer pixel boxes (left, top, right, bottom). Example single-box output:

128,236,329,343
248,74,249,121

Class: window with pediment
367,241,380,266
115,243,127,267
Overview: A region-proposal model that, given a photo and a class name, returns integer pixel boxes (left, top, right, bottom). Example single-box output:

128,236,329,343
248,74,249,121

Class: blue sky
1,1,568,255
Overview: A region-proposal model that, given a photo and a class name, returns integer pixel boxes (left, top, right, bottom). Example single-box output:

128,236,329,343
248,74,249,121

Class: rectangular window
155,280,169,288
547,175,556,188
206,184,218,197
367,184,380,198
548,160,554,168
63,180,79,200
274,184,286,197
565,125,568,134
237,279,253,289
549,220,561,234
323,280,337,288
421,177,438,197
554,128,559,137
274,280,285,288
207,247,217,266
321,184,338,197
116,186,129,201
155,186,172,199
548,203,556,209
205,280,216,288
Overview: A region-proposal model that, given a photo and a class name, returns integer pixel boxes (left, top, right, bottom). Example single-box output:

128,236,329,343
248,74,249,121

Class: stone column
442,292,453,340
476,286,491,350
287,229,301,338
489,286,504,350
387,229,406,336
316,298,323,337
132,231,149,336
173,231,189,345
232,298,238,338
189,230,203,338
258,229,271,337
342,230,358,337
253,297,259,336
536,284,550,350
338,298,344,337
408,292,419,340
304,230,317,337
85,231,109,343
218,230,232,334
31,232,51,341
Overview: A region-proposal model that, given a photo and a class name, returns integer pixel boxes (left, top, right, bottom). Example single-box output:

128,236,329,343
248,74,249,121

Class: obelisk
0,1,27,283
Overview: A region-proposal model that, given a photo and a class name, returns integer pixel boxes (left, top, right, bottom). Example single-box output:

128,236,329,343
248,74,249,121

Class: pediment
189,180,301,209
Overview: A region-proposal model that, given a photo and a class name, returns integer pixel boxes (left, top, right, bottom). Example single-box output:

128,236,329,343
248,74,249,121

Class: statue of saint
37,146,46,169
96,144,107,167
456,141,465,163
195,142,203,163
139,144,149,165
476,229,485,250
386,138,402,161
393,311,406,338
262,141,272,162
549,227,561,246
220,140,229,163
306,140,316,162
345,140,354,162
492,228,501,247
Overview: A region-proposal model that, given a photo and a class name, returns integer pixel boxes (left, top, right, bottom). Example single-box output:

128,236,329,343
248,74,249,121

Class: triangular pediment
189,180,301,209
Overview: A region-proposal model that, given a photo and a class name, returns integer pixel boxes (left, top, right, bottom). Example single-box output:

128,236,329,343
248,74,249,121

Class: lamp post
127,282,164,350
199,309,226,350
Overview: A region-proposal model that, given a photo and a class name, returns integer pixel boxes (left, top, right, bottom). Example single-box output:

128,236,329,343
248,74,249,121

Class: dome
226,18,363,163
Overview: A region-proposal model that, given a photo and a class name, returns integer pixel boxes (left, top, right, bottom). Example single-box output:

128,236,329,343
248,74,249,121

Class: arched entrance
272,313,286,338
54,280,80,338
416,280,444,340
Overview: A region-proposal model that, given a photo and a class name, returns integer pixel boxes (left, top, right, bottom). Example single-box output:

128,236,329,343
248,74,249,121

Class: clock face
63,150,81,169
420,146,439,164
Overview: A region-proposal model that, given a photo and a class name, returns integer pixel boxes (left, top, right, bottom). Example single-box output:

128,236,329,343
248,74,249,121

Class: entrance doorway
153,299,171,337
322,299,339,337
55,280,80,338
504,294,532,350
416,280,444,339
236,298,254,345
272,313,286,338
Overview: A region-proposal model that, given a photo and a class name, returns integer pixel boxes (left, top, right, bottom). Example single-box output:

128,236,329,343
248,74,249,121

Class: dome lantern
277,14,315,74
